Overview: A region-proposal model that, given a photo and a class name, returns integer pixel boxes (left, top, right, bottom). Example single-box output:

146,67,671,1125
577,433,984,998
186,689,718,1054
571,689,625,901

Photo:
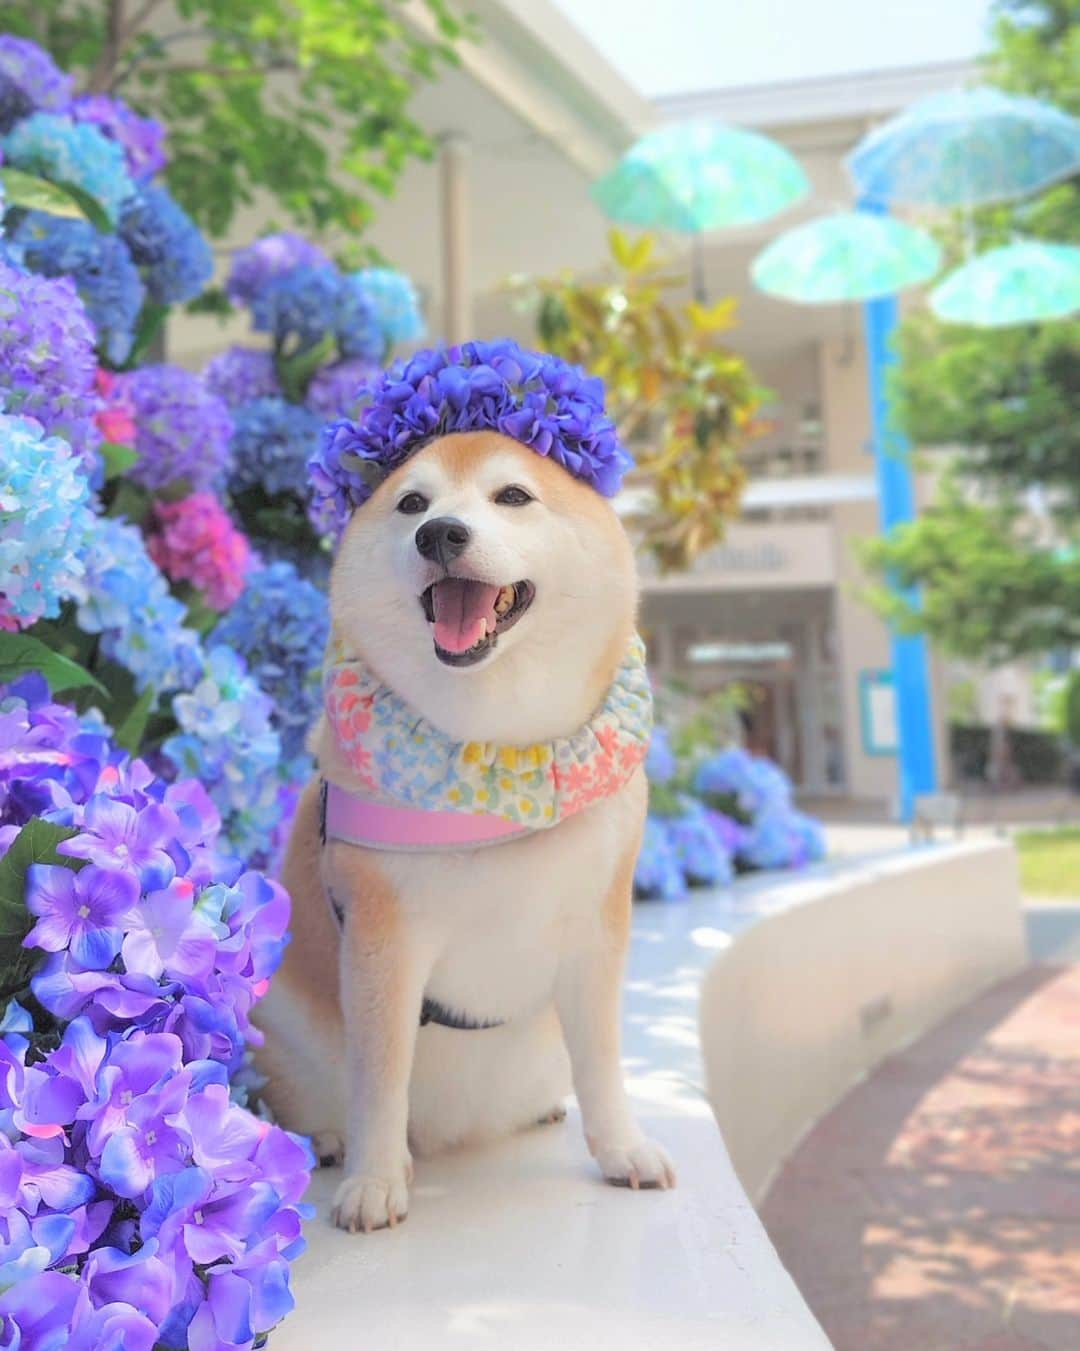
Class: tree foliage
863,0,1080,664
2,0,470,238
518,229,766,572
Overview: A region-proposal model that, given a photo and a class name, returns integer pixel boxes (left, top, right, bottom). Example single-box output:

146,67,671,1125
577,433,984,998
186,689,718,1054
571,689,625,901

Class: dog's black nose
415,516,471,565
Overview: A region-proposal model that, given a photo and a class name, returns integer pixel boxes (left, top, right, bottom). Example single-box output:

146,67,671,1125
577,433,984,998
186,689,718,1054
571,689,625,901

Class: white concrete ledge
274,839,1024,1350
700,838,1027,1199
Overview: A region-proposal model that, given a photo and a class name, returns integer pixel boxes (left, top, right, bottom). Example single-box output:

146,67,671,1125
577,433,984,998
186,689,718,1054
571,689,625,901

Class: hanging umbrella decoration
929,240,1080,327
751,210,942,305
591,120,809,299
845,84,1080,327
846,86,1080,209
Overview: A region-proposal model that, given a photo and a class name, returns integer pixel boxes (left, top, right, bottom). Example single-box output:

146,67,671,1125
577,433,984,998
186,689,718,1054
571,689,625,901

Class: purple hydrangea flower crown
308,338,633,533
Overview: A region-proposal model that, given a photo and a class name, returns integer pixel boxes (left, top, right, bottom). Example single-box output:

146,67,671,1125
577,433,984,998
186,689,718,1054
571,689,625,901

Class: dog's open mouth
420,578,535,667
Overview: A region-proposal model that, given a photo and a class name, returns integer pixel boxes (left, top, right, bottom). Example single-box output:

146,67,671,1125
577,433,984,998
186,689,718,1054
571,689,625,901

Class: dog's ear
341,452,388,493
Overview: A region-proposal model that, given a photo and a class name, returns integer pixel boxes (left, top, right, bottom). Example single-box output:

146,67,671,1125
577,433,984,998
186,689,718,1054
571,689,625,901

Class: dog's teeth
494,586,515,616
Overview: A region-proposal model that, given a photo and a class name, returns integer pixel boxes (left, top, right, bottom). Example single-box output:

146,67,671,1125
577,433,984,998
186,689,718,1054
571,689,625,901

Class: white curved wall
699,839,1026,1200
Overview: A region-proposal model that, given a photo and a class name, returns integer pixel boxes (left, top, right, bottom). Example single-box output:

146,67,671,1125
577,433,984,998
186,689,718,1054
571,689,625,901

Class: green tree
861,0,1080,663
3,0,470,238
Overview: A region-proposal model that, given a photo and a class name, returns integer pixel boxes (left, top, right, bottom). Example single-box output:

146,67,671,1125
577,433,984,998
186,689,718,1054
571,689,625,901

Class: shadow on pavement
760,965,1080,1351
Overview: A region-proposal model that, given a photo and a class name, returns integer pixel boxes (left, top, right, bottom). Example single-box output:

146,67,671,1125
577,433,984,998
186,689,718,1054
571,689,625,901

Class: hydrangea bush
0,678,312,1351
635,716,826,898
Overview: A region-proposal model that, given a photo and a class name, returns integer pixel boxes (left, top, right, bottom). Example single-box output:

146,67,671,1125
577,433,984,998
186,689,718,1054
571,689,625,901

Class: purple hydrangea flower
305,356,379,419
119,184,213,304
645,727,677,785
203,347,281,408
0,36,72,133
0,257,102,472
225,232,331,307
59,793,177,886
122,364,234,493
633,816,687,901
24,863,138,971
310,338,633,531
665,798,734,887
70,92,167,180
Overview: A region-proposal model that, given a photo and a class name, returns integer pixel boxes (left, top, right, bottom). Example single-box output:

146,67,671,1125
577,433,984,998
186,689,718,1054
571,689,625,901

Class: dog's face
329,430,637,740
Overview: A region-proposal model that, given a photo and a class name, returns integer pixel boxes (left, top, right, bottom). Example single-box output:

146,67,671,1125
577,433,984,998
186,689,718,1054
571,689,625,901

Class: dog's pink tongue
432,578,501,654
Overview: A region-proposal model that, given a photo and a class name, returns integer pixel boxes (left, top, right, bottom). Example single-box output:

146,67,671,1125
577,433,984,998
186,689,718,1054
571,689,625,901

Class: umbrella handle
692,231,707,303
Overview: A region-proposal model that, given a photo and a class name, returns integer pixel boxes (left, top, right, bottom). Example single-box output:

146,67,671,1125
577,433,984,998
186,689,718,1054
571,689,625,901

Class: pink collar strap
320,779,529,853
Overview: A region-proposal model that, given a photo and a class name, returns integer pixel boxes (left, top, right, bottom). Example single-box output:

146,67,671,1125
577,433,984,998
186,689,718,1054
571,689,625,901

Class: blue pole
861,216,938,821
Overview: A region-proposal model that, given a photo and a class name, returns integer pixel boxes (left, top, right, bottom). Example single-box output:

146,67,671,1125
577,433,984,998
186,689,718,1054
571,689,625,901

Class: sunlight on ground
1015,828,1080,900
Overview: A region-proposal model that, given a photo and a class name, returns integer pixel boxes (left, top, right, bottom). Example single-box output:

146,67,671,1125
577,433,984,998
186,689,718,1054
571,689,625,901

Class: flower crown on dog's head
307,338,633,533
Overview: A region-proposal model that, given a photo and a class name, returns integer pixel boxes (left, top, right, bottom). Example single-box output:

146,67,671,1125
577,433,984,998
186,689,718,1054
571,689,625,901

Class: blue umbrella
847,87,1080,209
929,241,1080,326
751,211,942,304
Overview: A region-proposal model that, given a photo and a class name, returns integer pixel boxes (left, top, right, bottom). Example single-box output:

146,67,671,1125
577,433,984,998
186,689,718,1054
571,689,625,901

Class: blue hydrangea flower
70,92,167,181
305,357,379,419
203,347,281,408
0,413,93,628
1,112,135,225
252,264,342,353
344,267,425,347
740,804,826,871
0,36,72,133
694,748,793,816
123,365,234,493
213,561,330,762
78,515,202,695
229,397,323,497
665,799,735,887
0,257,101,472
633,816,687,901
12,212,145,365
645,727,678,785
225,232,331,307
119,184,212,304
165,646,284,860
334,275,387,362
311,338,633,530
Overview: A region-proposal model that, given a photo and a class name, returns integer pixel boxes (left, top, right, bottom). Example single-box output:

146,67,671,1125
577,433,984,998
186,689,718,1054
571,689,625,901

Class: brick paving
760,966,1080,1351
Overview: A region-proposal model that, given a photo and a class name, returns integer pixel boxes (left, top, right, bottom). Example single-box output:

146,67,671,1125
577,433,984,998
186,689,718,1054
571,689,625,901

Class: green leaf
0,632,107,696
277,333,338,404
0,168,89,220
50,178,114,233
0,819,82,1004
113,684,157,755
100,441,139,480
123,302,170,371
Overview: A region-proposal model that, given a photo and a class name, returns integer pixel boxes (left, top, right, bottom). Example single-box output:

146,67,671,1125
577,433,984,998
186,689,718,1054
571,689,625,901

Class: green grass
1016,827,1080,900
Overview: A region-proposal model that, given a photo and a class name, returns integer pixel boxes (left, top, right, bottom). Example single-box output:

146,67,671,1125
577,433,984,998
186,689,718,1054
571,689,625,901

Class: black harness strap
320,780,505,1033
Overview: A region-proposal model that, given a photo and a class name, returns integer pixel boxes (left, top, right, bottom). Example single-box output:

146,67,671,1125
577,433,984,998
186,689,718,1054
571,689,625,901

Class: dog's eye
397,492,429,515
494,485,533,507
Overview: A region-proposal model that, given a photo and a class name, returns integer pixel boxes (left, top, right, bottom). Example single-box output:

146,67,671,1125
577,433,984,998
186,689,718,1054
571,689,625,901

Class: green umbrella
592,121,808,300
750,211,942,304
929,241,1080,326
592,121,808,233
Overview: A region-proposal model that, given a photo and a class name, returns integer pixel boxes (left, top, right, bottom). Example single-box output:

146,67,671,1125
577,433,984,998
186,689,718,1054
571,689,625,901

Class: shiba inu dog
257,383,674,1234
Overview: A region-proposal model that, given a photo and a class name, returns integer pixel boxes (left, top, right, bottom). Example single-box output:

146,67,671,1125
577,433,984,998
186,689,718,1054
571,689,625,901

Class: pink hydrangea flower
94,369,136,446
146,493,252,612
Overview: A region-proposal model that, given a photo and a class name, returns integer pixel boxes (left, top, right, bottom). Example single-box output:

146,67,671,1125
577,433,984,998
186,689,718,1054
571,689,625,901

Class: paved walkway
760,965,1080,1350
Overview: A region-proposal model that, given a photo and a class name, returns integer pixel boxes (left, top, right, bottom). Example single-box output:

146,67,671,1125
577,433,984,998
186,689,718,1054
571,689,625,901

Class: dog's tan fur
256,430,674,1232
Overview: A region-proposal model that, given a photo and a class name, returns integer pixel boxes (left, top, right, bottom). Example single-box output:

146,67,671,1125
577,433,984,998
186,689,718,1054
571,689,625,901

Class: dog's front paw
331,1169,410,1233
593,1136,676,1190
